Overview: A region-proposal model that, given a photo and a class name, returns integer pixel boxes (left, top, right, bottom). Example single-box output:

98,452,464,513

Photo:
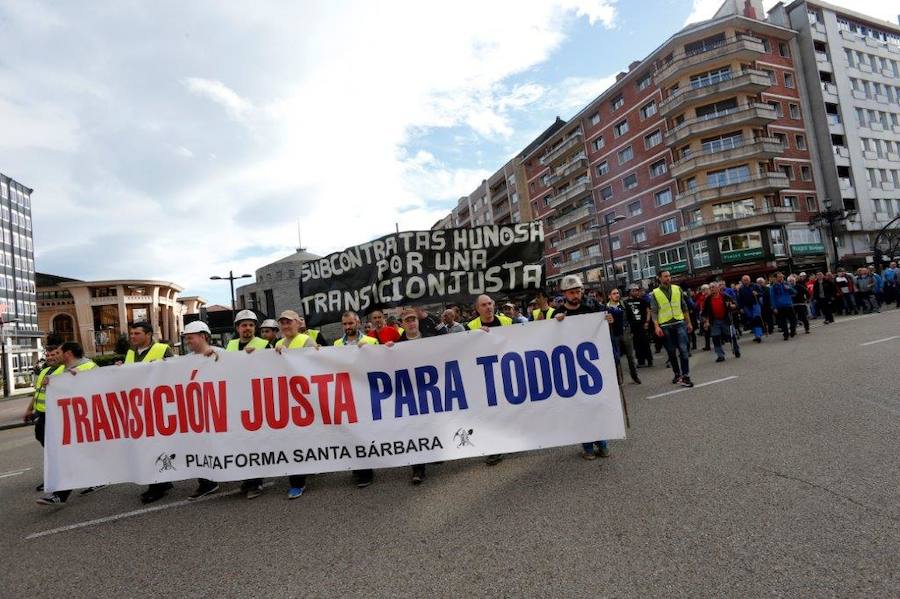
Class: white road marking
0,467,31,479
26,482,275,540
860,336,899,346
645,376,738,400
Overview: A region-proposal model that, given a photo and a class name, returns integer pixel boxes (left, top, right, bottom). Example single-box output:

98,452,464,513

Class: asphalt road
1,309,898,598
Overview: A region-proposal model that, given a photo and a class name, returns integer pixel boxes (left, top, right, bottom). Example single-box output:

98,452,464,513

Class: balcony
821,82,838,101
548,179,592,209
839,177,856,199
490,183,509,202
680,206,800,239
540,132,584,167
548,155,588,186
665,104,777,147
671,137,783,178
659,70,770,116
555,230,600,252
552,205,594,230
675,172,789,209
654,36,766,87
559,254,601,275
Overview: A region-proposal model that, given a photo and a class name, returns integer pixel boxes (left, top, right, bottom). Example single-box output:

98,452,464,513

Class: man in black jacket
812,272,836,324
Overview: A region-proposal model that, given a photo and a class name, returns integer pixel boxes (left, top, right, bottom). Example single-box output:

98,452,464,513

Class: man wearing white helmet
553,274,618,460
180,321,226,500
227,309,269,353
258,319,280,348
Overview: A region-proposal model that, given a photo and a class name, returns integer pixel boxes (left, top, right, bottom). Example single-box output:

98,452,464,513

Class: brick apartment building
434,0,841,290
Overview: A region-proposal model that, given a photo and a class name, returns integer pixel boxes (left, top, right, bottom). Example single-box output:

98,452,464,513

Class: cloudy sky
1,0,896,305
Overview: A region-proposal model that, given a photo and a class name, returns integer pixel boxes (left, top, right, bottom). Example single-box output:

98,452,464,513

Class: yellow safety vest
70,361,98,373
226,337,269,351
33,365,64,413
532,307,555,320
467,315,513,329
334,335,378,346
274,334,312,349
652,285,685,325
125,342,170,364
306,329,320,343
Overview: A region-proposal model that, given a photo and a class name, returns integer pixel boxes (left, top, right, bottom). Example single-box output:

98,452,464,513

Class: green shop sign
790,243,825,256
720,247,765,264
663,261,688,274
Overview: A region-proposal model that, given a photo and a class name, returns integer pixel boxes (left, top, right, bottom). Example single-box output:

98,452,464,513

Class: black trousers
632,328,653,365
775,307,797,338
289,474,307,488
34,413,45,446
794,304,809,332
819,298,834,322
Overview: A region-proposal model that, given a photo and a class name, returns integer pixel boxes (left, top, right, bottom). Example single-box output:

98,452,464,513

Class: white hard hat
559,274,584,291
234,309,257,324
184,321,211,335
259,319,279,330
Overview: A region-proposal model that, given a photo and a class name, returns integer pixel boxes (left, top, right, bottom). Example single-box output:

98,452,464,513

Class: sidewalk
0,393,33,431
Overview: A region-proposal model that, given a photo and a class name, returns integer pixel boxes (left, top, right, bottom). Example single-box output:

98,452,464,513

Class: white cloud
182,77,253,121
555,74,620,111
683,0,726,25
558,0,618,27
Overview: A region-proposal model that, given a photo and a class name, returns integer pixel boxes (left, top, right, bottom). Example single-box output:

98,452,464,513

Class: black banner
299,222,545,326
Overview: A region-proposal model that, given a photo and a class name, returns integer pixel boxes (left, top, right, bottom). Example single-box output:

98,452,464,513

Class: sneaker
35,483,43,492
753,337,762,343
79,485,107,496
671,375,682,384
411,472,425,485
287,486,305,500
631,376,642,384
597,445,611,458
188,483,219,501
581,451,597,461
734,351,741,358
355,478,373,489
679,376,695,388
36,493,66,505
485,454,504,466
140,482,173,504
715,356,725,363
245,485,264,499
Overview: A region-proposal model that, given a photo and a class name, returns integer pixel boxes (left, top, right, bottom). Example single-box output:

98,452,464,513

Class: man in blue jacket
769,271,797,340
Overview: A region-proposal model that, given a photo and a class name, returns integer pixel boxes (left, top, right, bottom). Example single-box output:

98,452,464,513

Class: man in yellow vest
24,336,64,492
651,270,694,388
226,310,269,352
531,290,555,321
333,311,379,347
258,318,281,348
297,314,329,347
122,321,176,503
36,342,98,505
467,294,513,330
124,321,173,364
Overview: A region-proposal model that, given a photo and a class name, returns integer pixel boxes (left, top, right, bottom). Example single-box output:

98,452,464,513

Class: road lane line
860,336,899,346
645,375,738,400
0,467,32,479
26,482,275,540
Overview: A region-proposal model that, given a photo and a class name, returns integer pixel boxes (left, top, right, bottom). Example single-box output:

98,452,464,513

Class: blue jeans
662,321,690,377
710,319,739,359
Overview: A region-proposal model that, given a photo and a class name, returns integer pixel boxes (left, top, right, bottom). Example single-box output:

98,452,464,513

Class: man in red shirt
368,310,400,344
700,282,740,363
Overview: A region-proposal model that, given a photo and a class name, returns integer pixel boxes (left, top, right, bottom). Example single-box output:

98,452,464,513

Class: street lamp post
209,270,253,320
591,214,627,294
809,207,855,272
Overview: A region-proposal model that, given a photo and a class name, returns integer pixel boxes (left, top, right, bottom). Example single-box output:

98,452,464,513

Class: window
617,146,633,164
640,101,657,119
690,67,732,89
779,164,793,179
614,120,629,137
707,165,751,187
660,217,678,235
718,231,763,253
779,42,790,58
622,174,638,190
590,112,600,126
592,136,605,151
783,195,796,209
611,95,624,111
658,246,687,267
649,159,667,177
769,101,783,118
789,103,800,119
770,229,786,257
713,198,755,220
628,201,642,216
795,134,806,150
600,185,613,201
684,33,725,56
696,98,737,120
637,74,652,90
806,195,818,211
644,130,662,149
800,165,812,181
655,188,673,206
631,228,647,244
761,69,776,85
784,73,795,88
596,161,609,176
692,240,710,268
702,132,743,153
611,236,621,251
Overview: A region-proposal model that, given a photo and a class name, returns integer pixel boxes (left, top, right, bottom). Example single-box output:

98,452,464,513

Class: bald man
466,295,513,330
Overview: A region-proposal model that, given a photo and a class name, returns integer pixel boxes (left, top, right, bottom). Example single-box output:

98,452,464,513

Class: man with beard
622,284,652,367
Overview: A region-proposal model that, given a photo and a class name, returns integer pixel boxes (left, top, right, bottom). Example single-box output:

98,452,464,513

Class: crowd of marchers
22,262,898,507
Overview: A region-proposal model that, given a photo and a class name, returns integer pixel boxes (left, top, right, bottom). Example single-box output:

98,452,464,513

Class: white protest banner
44,314,624,491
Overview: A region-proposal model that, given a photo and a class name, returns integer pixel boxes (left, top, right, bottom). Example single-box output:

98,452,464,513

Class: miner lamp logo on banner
454,427,475,448
298,223,546,327
156,452,177,472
